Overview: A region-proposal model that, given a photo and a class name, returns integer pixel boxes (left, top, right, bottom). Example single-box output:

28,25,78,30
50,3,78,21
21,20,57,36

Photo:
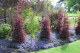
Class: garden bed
32,40,80,53
0,28,80,53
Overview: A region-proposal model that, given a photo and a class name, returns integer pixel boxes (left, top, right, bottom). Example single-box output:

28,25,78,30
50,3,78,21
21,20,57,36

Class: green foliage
65,0,80,12
22,8,40,38
0,24,11,38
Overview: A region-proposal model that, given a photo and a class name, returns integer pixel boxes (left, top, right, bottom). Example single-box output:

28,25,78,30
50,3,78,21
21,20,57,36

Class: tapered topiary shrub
60,15,70,39
12,0,25,43
75,16,80,35
40,16,51,39
56,10,64,33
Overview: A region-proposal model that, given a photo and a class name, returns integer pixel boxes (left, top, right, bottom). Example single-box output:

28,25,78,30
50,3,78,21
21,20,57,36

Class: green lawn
31,40,80,53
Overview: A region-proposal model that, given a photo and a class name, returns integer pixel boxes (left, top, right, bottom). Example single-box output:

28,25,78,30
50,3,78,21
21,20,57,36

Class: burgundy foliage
12,0,25,43
75,16,80,35
56,10,64,33
40,16,51,39
59,15,70,39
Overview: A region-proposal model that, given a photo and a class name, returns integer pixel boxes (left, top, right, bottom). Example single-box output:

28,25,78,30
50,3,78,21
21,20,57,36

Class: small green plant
0,24,11,39
22,8,40,44
22,8,40,33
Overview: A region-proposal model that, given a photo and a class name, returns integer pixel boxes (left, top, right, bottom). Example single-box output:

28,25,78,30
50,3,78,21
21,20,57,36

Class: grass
68,13,79,17
68,16,78,28
31,40,80,53
67,13,79,28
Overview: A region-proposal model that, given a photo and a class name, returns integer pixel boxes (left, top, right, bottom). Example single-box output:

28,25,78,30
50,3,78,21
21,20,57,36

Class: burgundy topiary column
75,16,80,35
56,10,64,33
12,0,25,43
40,16,51,39
60,15,70,39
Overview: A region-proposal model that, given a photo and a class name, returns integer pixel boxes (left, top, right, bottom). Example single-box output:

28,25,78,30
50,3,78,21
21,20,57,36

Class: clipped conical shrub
40,16,51,39
60,14,70,39
12,0,25,43
75,16,80,35
56,10,64,33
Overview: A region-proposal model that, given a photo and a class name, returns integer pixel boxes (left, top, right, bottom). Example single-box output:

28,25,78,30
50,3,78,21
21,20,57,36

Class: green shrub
0,24,11,39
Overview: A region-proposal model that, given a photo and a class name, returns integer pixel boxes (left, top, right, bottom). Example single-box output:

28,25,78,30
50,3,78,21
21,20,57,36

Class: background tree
0,0,18,23
73,3,80,11
36,0,45,12
65,0,80,12
58,0,64,3
48,10,58,29
45,0,51,10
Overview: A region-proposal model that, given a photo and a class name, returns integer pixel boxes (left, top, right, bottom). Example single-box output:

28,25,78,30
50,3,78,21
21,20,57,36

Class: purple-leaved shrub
60,14,70,39
56,10,64,33
12,0,25,43
40,16,51,39
75,16,80,35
